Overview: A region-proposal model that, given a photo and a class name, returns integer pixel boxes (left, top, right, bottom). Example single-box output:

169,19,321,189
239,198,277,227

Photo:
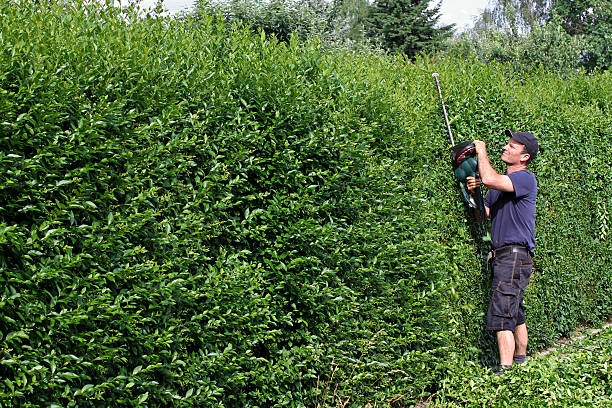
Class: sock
513,355,526,364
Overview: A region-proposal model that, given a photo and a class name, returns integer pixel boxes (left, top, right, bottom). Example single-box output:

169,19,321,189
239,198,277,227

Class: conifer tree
365,0,453,58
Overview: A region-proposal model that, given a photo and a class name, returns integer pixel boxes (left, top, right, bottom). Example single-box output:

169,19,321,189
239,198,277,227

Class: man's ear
521,152,531,164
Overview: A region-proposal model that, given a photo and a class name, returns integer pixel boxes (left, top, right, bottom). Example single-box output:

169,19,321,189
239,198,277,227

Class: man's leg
496,330,515,366
513,323,528,363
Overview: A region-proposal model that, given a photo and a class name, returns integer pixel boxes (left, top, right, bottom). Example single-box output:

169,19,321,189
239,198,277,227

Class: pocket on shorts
491,282,520,318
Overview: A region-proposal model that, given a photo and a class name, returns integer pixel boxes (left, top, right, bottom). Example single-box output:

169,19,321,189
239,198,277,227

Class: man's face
501,138,530,165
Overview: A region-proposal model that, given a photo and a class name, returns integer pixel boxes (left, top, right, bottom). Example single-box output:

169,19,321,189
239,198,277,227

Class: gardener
467,129,539,374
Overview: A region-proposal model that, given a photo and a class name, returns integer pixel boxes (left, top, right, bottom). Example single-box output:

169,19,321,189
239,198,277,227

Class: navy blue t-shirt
484,170,537,254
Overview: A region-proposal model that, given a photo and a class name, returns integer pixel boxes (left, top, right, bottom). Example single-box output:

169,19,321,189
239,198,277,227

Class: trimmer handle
474,184,484,212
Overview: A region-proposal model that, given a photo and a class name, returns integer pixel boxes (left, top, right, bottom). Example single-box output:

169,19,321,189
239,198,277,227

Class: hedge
0,1,610,406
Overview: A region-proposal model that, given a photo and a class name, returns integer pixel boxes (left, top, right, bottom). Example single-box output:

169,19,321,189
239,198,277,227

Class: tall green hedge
0,1,609,406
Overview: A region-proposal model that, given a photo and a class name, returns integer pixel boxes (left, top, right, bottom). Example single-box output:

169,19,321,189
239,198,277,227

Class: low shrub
433,326,612,407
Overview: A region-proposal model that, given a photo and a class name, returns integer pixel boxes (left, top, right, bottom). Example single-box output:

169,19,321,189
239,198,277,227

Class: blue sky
135,0,491,32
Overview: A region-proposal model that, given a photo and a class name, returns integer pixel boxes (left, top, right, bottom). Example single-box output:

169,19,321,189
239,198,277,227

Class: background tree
448,16,582,75
365,0,453,57
473,0,554,35
465,0,610,71
330,0,371,43
553,0,611,70
199,0,335,43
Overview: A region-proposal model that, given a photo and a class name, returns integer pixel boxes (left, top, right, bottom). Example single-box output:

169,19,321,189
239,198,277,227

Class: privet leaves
0,0,610,406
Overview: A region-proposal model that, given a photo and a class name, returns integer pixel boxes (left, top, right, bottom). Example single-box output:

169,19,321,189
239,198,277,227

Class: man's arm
472,140,514,192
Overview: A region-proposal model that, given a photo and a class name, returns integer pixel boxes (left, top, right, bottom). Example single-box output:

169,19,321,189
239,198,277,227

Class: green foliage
433,326,612,407
0,0,448,405
447,18,583,75
330,0,371,43
471,0,554,35
200,0,335,43
198,0,381,53
554,0,612,70
366,0,454,57
0,0,610,406
467,0,611,71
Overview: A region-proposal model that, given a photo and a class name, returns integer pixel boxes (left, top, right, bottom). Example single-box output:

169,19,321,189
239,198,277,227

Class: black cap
505,129,539,161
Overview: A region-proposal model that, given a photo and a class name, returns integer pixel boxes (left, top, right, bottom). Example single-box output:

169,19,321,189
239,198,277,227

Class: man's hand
466,176,481,193
472,140,486,156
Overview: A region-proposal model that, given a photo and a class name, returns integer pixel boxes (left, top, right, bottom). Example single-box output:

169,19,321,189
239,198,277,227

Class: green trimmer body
451,141,485,211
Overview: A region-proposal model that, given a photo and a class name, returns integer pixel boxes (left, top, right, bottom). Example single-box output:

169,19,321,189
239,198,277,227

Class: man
467,129,539,374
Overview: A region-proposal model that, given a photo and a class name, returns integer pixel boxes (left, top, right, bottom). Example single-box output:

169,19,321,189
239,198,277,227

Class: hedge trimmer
432,73,484,211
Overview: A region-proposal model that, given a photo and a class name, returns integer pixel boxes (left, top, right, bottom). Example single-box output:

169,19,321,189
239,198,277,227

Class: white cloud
438,0,491,32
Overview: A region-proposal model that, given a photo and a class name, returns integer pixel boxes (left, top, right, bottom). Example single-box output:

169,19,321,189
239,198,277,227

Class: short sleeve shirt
484,170,537,254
